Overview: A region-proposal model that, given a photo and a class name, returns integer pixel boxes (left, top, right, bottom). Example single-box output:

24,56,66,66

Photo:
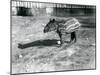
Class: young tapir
43,18,81,45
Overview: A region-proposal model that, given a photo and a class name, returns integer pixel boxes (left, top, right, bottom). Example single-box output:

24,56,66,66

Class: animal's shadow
18,39,59,49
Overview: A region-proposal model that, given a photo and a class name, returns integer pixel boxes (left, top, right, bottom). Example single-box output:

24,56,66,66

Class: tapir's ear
49,18,55,22
52,19,55,22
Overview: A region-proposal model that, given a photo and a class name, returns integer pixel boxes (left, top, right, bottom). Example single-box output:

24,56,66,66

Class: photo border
10,0,96,74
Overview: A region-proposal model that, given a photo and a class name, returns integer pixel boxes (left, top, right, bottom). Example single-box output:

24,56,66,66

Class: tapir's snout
43,29,46,33
43,26,49,33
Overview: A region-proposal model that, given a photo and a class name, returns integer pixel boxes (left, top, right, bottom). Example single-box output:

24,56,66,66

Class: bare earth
11,16,96,74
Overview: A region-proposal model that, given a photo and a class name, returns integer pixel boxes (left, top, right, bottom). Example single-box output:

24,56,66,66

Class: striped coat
44,17,81,45
57,17,81,33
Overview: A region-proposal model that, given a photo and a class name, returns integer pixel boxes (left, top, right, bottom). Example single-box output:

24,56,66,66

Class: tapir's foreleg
57,31,63,45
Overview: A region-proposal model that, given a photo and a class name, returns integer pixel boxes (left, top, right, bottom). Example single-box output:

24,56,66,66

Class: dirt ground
11,15,96,74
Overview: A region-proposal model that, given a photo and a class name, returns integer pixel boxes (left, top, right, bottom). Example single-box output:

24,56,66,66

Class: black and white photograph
11,0,96,74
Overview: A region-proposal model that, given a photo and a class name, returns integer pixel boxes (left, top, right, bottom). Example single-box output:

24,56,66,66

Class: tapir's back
58,17,81,33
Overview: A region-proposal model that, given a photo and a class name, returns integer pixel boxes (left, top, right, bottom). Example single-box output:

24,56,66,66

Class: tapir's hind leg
70,32,76,43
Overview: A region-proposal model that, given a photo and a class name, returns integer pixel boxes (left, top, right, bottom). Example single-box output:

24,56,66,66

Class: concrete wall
11,1,96,17
52,7,96,17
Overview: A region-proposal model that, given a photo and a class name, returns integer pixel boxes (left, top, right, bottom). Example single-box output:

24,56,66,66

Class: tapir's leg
57,31,63,45
70,32,76,43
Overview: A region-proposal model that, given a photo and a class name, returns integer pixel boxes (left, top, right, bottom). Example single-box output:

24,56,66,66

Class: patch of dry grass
11,16,96,74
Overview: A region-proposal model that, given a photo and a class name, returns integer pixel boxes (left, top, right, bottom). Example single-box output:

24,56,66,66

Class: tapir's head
43,18,57,33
